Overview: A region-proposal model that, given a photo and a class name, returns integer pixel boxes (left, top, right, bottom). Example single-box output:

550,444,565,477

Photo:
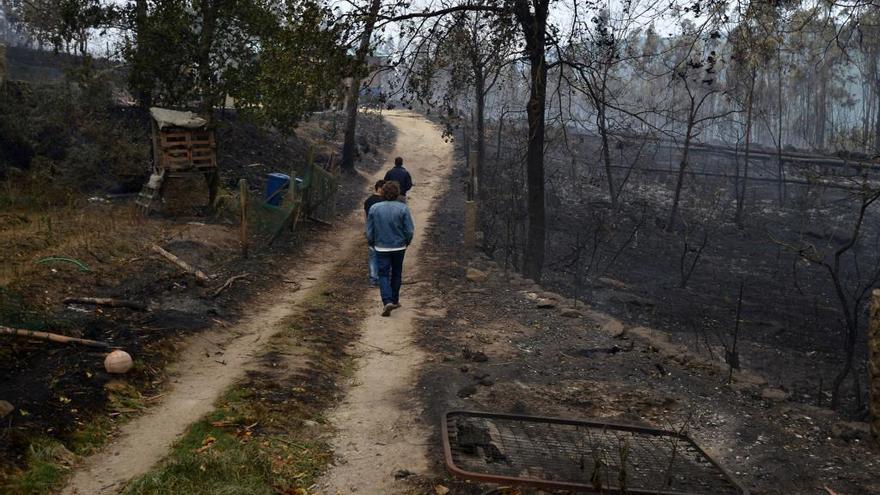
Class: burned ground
0,105,393,489
477,130,880,418
404,153,880,494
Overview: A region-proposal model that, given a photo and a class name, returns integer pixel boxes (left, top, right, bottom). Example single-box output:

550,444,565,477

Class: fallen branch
151,245,210,285
64,297,147,311
211,274,250,298
0,326,110,349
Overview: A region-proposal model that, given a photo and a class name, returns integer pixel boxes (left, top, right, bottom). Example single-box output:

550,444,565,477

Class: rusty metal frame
441,410,749,495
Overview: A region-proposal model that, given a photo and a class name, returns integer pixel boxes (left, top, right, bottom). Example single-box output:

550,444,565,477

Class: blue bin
265,173,290,206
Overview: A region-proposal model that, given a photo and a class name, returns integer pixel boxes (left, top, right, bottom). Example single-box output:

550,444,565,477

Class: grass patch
1,438,74,495
122,386,332,495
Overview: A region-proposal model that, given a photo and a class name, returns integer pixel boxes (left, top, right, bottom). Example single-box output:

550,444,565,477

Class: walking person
363,180,386,287
384,157,413,202
365,181,414,316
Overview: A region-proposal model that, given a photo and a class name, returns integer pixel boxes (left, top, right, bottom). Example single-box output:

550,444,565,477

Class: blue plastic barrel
265,173,290,206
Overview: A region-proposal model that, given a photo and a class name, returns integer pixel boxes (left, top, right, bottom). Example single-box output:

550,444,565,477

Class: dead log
0,326,110,349
64,297,147,311
151,245,210,285
211,274,249,298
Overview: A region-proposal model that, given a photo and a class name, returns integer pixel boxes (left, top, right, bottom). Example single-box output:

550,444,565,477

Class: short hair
382,181,400,201
374,179,386,191
394,157,403,167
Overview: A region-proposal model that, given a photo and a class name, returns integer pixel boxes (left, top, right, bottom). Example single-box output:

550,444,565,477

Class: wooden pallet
157,128,217,172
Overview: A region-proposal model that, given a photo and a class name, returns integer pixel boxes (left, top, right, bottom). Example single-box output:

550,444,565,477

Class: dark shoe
381,304,394,317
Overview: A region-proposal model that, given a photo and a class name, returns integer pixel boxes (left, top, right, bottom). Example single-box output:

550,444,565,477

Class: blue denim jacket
366,200,414,250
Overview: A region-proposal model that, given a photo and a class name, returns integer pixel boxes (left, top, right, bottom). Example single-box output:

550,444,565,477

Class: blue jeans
376,249,406,305
368,247,379,285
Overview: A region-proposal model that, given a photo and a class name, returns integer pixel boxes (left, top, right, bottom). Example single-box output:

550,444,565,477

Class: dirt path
315,111,454,494
60,227,364,495
59,110,452,495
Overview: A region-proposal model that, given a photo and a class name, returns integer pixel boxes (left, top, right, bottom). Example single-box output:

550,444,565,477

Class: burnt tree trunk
735,73,755,227
196,0,219,121
474,63,486,201
667,118,695,230
598,102,616,210
776,46,785,205
514,0,549,282
875,78,880,155
340,0,382,172
869,289,880,443
134,0,151,108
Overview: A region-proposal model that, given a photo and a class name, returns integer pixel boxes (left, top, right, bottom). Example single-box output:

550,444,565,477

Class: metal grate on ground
442,411,748,495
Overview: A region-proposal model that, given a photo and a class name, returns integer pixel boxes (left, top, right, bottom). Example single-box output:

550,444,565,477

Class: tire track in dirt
315,111,454,494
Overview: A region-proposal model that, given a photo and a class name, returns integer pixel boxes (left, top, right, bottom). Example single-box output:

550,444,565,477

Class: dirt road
60,110,453,495
316,111,454,494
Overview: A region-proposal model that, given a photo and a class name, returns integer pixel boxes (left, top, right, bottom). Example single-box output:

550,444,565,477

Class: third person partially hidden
365,181,414,317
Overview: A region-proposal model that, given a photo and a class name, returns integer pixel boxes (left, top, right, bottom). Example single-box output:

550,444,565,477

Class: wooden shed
137,107,219,213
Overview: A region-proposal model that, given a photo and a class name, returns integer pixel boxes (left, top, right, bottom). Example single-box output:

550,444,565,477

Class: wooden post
464,200,476,250
239,179,248,257
463,149,479,250
869,289,880,443
470,149,480,199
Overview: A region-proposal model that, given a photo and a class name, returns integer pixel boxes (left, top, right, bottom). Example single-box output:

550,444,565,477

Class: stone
0,400,13,418
599,318,625,335
466,268,488,283
540,291,562,301
536,299,557,309
561,308,584,318
457,384,478,398
479,378,494,387
598,277,628,290
524,292,540,301
760,387,789,402
435,485,450,495
831,421,871,442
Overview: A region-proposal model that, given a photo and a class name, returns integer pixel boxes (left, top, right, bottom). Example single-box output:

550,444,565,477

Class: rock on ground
466,268,488,283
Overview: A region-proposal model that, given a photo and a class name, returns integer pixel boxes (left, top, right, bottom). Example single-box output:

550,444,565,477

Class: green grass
68,416,113,456
123,420,275,495
1,438,72,495
122,387,332,495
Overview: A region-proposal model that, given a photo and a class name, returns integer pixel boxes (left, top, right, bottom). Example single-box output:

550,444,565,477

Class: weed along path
316,112,454,494
59,110,453,495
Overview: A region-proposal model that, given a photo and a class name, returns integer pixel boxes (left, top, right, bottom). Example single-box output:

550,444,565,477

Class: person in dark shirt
383,157,413,201
364,180,386,286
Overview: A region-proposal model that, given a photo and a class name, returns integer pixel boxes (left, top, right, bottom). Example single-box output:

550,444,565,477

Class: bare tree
772,177,880,409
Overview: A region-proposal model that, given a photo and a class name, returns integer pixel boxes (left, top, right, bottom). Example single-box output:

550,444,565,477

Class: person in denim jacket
365,181,415,316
